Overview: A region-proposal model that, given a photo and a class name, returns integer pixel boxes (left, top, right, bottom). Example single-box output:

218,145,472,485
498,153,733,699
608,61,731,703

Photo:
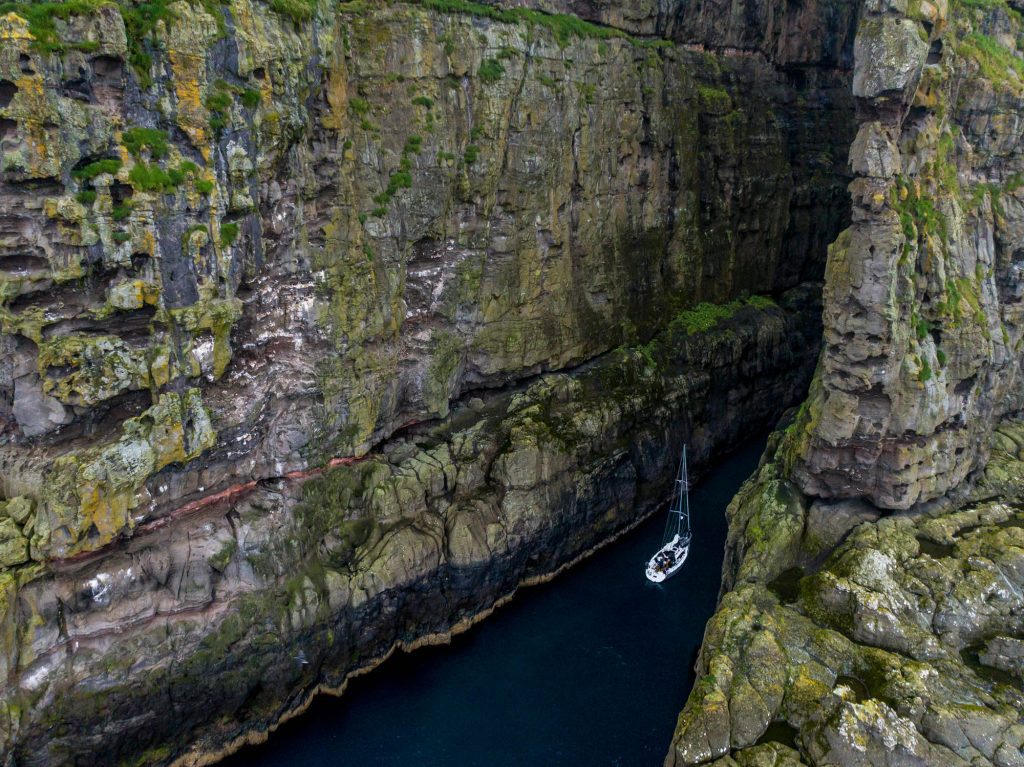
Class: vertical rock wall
669,0,1024,764
788,0,1024,509
0,0,857,763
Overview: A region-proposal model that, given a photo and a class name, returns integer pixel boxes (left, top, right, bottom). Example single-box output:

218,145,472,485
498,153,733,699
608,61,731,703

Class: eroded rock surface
670,0,1024,762
790,0,1024,510
670,422,1024,767
0,0,858,763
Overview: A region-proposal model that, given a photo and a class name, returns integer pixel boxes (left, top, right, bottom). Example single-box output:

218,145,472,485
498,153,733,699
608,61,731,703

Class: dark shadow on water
220,437,768,767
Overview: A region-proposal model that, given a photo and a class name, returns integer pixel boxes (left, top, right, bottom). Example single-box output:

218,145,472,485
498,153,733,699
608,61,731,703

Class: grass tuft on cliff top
0,0,110,53
0,0,228,85
957,32,1024,92
669,296,777,335
413,0,638,47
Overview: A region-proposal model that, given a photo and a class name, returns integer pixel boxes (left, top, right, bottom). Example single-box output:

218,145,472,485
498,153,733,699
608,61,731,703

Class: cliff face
0,0,857,763
0,0,854,561
669,0,1024,763
789,0,1024,510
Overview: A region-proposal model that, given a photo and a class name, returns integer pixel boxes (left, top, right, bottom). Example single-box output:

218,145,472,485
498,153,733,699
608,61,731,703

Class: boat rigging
645,445,692,583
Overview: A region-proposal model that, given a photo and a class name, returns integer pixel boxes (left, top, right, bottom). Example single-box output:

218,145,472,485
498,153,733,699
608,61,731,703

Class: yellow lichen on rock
170,49,210,155
36,389,217,559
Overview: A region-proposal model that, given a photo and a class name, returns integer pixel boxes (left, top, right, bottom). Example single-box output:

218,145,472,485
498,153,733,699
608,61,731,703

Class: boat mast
662,446,684,545
679,445,690,538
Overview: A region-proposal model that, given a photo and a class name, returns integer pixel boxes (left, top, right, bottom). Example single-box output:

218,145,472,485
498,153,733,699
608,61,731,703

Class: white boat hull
645,534,690,583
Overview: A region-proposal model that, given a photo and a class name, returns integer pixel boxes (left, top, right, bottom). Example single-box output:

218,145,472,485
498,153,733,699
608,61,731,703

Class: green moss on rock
37,388,216,559
36,334,150,406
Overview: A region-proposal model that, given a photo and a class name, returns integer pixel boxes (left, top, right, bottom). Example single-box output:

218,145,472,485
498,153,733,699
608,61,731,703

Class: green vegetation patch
219,221,239,246
745,294,777,311
128,162,175,191
239,87,261,108
957,0,1008,9
915,317,931,339
122,127,169,159
127,160,198,192
891,176,949,254
670,295,776,335
269,0,316,24
208,539,237,572
72,158,122,182
404,135,423,154
2,1,227,87
953,0,1023,29
366,124,427,216
918,358,933,382
0,0,208,83
478,58,505,84
371,170,412,207
697,85,731,114
957,32,1024,92
206,90,232,111
349,96,371,116
206,80,233,135
418,0,627,47
118,0,177,88
622,295,779,375
0,0,109,54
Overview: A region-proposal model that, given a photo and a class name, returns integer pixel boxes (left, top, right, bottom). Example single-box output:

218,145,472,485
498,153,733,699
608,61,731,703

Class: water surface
223,437,765,767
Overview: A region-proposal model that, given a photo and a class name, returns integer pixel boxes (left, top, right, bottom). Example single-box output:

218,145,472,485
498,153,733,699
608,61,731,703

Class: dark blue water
222,438,764,767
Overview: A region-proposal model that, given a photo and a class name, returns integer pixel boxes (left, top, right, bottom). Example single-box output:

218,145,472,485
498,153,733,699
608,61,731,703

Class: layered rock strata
17,289,821,766
0,0,858,763
670,0,1024,763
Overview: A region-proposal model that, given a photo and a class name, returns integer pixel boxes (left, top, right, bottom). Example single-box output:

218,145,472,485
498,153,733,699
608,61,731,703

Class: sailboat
645,445,692,583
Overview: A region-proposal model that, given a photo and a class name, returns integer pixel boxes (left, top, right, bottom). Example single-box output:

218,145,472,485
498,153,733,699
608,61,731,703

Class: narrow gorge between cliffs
219,438,766,767
4,0,1024,763
0,0,854,762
